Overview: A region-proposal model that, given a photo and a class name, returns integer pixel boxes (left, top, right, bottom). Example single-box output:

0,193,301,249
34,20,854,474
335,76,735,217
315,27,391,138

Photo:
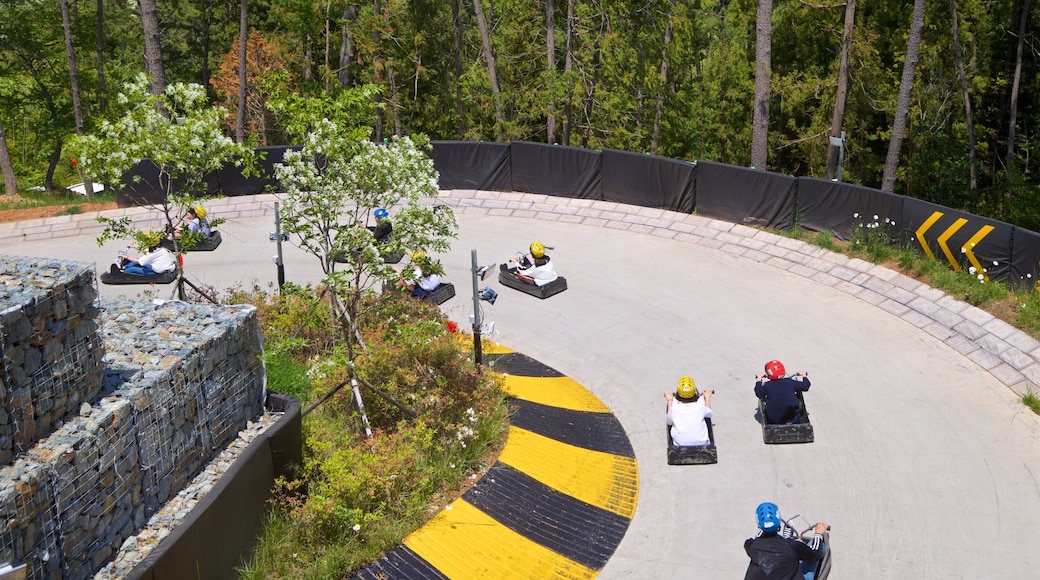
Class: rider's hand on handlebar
814,522,829,534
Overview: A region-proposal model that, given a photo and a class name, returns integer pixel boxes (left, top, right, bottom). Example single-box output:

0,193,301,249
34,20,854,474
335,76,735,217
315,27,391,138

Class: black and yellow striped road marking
353,344,639,579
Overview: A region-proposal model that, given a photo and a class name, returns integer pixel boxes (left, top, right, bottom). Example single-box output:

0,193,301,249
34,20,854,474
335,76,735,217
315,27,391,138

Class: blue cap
756,502,781,532
375,208,389,219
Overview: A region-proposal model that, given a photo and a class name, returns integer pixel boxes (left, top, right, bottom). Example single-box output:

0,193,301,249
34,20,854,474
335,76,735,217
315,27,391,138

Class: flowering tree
274,122,456,343
68,73,255,253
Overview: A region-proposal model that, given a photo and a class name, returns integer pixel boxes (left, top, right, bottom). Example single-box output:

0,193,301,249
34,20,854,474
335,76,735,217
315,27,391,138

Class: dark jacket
754,376,810,424
743,532,823,580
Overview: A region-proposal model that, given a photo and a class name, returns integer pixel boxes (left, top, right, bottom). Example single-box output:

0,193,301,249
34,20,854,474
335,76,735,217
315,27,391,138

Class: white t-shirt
407,267,441,291
520,258,558,286
138,248,178,273
667,398,713,446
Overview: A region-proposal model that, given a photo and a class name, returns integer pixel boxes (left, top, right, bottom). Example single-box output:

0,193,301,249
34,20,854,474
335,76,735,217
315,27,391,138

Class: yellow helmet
410,250,426,262
138,230,162,250
676,376,698,401
530,241,546,258
193,206,207,220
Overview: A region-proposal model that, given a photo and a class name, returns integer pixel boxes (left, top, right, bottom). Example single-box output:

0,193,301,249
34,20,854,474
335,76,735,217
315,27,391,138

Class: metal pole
837,131,846,182
274,201,285,289
471,249,483,366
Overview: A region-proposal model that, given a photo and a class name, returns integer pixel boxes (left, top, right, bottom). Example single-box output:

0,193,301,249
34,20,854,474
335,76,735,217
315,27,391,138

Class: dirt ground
0,201,119,223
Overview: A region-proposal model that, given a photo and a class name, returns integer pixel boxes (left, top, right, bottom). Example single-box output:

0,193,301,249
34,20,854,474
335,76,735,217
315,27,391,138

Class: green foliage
239,290,508,578
1022,389,1040,416
69,74,255,253
847,213,899,263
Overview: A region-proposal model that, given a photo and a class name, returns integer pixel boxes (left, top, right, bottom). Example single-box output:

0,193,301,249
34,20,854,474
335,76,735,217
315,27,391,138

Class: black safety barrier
1010,228,1040,288
600,149,695,212
130,392,302,580
902,198,1014,282
797,178,906,241
213,146,300,196
510,141,602,199
694,161,795,228
114,140,1040,287
428,140,511,191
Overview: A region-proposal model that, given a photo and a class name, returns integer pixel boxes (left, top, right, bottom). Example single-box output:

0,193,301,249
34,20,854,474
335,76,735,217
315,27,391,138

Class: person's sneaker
110,264,121,275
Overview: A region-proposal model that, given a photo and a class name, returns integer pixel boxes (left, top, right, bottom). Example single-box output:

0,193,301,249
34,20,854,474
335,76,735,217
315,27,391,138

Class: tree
0,116,16,195
751,0,773,170
236,0,248,143
473,0,504,135
950,0,977,192
881,0,927,193
273,128,457,347
140,0,166,95
212,31,287,146
1006,0,1031,162
69,73,254,260
60,0,93,196
825,0,856,181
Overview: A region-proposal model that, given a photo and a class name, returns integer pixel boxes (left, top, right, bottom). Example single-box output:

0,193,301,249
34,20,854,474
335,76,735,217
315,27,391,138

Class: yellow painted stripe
481,340,516,355
963,224,995,282
503,375,612,413
404,499,598,580
498,427,638,518
914,211,943,260
937,217,968,272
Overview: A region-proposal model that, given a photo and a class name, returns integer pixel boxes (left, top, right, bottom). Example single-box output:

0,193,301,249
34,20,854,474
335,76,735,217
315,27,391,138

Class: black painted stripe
350,545,449,580
510,397,635,458
486,352,565,377
462,461,630,570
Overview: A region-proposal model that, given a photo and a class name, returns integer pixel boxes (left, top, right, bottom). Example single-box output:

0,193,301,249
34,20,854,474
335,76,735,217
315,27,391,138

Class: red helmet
764,360,786,380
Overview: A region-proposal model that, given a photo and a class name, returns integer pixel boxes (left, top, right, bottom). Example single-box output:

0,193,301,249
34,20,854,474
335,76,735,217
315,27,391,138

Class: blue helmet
756,502,781,533
375,208,389,219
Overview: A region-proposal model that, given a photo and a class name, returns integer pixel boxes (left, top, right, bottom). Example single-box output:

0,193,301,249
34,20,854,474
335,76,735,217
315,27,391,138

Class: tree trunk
61,0,93,196
651,3,674,156
546,0,556,144
452,0,466,138
881,0,926,193
372,0,384,142
950,0,977,192
96,0,106,114
1006,0,1030,162
0,117,17,196
561,0,574,146
200,1,211,88
338,4,357,88
473,0,505,134
825,0,855,181
751,0,773,170
236,0,248,143
139,0,166,95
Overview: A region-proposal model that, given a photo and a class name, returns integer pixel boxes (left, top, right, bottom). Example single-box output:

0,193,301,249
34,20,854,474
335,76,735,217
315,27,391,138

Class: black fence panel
215,146,299,197
695,162,795,228
903,197,1014,282
1010,228,1040,289
796,178,905,240
510,142,602,199
130,394,302,580
600,149,694,212
116,160,169,206
430,141,512,191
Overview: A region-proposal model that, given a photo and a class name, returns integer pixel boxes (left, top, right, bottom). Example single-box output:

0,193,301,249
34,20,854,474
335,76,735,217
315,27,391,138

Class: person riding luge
744,502,828,580
754,360,810,425
665,376,714,447
395,251,442,299
507,241,558,286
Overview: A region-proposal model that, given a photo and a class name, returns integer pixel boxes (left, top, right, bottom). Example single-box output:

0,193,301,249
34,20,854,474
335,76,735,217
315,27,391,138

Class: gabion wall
0,257,266,580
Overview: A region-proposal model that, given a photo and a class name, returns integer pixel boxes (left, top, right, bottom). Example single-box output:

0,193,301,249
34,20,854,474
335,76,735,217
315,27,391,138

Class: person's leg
410,286,431,299
123,263,155,276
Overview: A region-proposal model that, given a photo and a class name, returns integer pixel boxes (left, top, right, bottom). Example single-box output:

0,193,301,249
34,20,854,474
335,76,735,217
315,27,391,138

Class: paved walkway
6,191,1040,578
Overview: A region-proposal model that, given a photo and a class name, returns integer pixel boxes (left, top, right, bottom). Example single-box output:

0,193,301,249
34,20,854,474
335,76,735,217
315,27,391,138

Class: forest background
1,0,1038,230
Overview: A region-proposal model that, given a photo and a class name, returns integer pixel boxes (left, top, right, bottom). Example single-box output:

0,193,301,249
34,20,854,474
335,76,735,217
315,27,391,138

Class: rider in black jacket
744,502,828,580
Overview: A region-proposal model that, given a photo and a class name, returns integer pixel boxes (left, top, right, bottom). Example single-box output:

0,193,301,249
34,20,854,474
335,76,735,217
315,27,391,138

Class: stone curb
6,190,1035,399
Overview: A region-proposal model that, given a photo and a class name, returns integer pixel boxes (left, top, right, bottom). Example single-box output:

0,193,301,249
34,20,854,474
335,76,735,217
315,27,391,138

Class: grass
1023,390,1040,415
0,189,116,211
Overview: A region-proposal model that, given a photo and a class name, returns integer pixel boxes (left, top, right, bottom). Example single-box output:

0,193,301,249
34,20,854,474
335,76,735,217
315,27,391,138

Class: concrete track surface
6,192,1040,578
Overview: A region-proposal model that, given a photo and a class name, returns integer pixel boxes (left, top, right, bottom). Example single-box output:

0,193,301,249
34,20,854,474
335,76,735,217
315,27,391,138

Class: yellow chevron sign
914,211,995,280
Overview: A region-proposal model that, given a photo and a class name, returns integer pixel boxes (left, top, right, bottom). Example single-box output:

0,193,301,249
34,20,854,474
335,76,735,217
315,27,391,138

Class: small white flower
854,212,860,218
873,214,879,220
352,524,361,531
450,463,456,468
961,247,967,253
1028,274,1033,279
446,504,453,510
969,266,977,274
993,261,999,266
978,274,985,281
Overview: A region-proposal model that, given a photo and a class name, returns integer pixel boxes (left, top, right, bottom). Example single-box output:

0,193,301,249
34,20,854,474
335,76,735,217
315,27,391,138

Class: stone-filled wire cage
0,256,266,580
